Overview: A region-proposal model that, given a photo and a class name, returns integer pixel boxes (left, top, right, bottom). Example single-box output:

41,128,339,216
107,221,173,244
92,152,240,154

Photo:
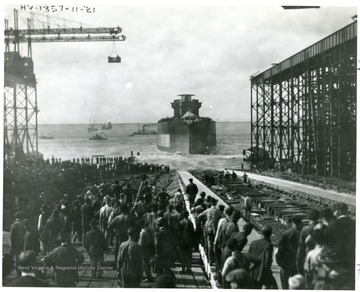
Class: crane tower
4,9,126,164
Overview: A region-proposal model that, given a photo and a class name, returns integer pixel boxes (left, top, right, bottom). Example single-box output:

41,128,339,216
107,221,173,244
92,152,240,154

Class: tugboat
89,132,107,140
130,124,157,136
102,122,113,130
88,120,98,132
157,94,216,154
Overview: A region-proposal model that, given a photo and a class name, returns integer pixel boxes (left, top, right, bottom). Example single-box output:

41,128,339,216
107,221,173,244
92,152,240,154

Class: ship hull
157,119,216,154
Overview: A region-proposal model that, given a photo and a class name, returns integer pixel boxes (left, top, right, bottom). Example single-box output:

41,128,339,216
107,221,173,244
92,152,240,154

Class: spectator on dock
225,268,251,289
81,198,95,247
221,239,256,289
174,188,185,210
139,225,155,283
85,219,108,279
194,191,206,208
8,251,49,287
231,171,237,181
248,226,277,289
70,200,82,243
23,219,40,255
296,209,319,276
304,226,325,289
157,187,170,211
198,198,222,265
325,202,355,284
10,211,26,276
276,216,302,289
44,234,84,287
155,218,175,278
109,203,136,263
243,193,252,221
179,210,195,274
118,227,143,288
214,206,234,285
229,223,254,253
37,204,50,253
99,197,114,244
42,208,61,254
185,178,198,206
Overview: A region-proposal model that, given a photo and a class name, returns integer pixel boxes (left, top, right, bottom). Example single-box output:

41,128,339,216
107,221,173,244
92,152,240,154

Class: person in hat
243,193,252,221
118,227,143,288
43,208,63,254
23,219,40,255
185,178,198,207
248,226,277,289
44,234,84,287
178,210,195,274
296,209,319,276
225,268,251,289
276,216,303,289
38,204,50,254
197,197,222,265
155,217,175,278
81,198,94,247
8,251,49,287
99,197,114,245
85,219,108,278
10,211,26,276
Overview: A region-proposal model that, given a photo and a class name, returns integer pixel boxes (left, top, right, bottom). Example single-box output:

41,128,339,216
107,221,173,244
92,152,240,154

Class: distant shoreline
38,121,251,126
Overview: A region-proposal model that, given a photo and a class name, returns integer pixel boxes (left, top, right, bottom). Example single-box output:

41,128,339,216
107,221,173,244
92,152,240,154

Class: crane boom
5,35,126,43
4,27,123,36
4,26,126,43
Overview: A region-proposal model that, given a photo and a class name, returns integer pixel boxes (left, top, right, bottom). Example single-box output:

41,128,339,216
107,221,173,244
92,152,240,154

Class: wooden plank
172,266,185,288
192,267,210,289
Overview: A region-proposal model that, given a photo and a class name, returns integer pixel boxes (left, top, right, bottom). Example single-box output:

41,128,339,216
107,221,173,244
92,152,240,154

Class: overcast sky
3,2,357,124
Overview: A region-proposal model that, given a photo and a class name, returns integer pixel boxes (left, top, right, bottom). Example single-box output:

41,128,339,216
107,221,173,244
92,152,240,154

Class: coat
24,230,41,254
276,227,301,271
81,203,94,226
44,243,84,286
185,182,198,200
248,238,273,282
85,228,108,257
10,220,26,254
118,239,143,287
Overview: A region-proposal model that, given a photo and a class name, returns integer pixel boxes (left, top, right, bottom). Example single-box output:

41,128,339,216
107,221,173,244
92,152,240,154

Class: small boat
88,119,98,132
39,133,54,140
131,123,157,136
89,132,107,140
102,122,113,130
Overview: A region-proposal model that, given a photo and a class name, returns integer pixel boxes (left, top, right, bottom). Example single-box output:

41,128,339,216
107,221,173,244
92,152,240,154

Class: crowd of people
6,164,356,290
4,156,170,230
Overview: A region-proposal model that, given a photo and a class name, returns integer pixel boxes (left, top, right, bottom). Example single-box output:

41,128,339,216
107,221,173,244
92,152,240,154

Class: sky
3,1,358,124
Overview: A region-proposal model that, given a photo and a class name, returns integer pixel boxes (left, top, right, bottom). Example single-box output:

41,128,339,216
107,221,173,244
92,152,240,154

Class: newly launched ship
157,94,216,154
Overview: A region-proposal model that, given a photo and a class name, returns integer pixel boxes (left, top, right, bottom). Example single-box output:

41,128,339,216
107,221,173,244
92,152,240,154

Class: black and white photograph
2,1,357,289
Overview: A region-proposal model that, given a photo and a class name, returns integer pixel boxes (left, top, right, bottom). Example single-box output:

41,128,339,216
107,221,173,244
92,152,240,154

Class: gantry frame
250,21,357,180
4,9,126,164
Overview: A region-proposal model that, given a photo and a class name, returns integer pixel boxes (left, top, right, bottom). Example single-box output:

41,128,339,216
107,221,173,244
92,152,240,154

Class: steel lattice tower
3,9,126,164
250,21,357,180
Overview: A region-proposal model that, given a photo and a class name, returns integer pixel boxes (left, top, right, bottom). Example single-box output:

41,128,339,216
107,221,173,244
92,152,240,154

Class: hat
288,274,306,289
89,219,98,227
40,204,49,211
225,269,250,285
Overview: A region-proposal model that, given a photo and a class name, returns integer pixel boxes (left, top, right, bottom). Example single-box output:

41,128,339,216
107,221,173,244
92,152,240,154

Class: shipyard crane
4,9,126,164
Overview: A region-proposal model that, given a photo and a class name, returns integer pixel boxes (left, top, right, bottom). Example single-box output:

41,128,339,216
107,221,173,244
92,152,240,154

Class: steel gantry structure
4,9,126,164
250,21,357,180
